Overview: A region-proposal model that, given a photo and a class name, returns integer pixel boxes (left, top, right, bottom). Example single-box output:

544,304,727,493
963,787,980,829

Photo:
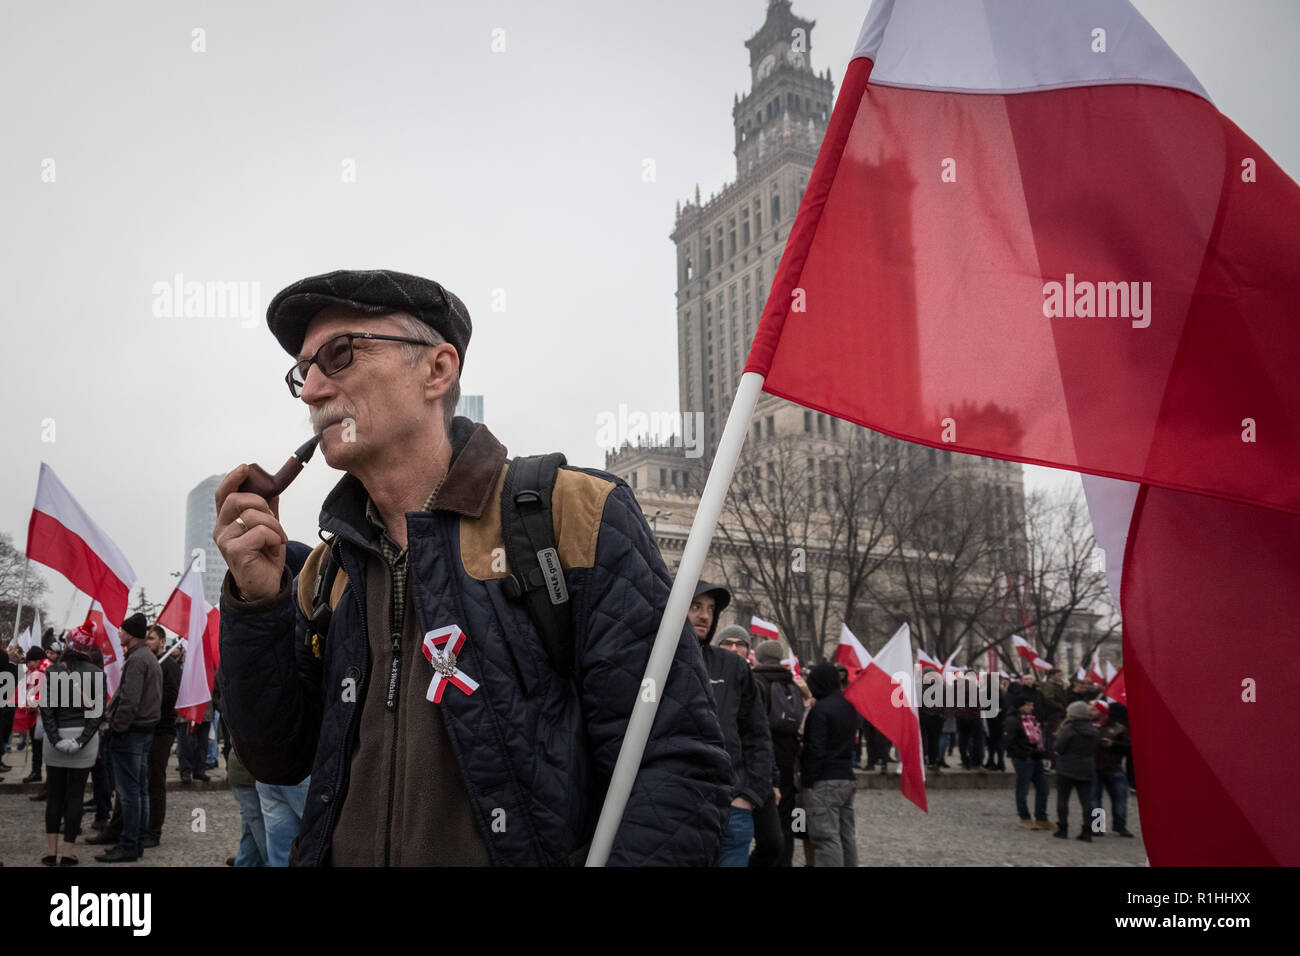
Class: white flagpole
11,557,30,643
586,371,764,866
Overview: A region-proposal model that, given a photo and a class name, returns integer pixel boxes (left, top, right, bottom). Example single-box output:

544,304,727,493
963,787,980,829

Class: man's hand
55,738,80,754
213,465,289,603
730,797,753,810
773,787,781,803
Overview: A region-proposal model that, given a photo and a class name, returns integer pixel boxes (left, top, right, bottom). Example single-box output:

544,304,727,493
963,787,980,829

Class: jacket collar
319,416,508,550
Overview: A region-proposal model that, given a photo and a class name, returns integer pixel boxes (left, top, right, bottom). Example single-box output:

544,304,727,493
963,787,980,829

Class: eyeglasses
720,639,749,649
285,332,434,397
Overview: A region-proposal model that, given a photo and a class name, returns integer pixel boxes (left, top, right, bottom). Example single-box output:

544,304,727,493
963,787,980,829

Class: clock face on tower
757,53,776,80
786,47,805,68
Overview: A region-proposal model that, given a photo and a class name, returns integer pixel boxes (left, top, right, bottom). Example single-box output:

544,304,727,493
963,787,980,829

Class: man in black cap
214,269,730,866
95,612,162,863
687,581,773,866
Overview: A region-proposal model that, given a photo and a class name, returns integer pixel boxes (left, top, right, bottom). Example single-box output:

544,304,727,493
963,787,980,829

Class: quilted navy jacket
217,417,731,866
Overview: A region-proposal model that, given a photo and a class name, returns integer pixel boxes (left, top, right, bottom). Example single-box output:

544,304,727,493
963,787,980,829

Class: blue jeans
232,786,267,867
257,778,309,866
1092,769,1128,831
109,730,151,847
1012,757,1049,821
206,713,219,767
717,805,754,867
91,746,114,821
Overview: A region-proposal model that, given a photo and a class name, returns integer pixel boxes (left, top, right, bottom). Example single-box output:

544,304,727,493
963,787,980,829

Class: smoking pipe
238,435,322,499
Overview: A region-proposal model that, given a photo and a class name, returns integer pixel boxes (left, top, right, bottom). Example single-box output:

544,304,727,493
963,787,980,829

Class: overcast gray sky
3,1,1297,621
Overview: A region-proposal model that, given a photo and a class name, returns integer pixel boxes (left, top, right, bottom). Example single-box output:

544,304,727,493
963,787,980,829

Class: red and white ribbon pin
422,625,480,703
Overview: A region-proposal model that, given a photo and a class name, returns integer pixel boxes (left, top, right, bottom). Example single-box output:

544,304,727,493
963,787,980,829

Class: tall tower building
185,475,228,607
672,0,834,455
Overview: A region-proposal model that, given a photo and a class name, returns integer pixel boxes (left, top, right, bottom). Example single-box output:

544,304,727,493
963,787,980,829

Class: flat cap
266,269,471,371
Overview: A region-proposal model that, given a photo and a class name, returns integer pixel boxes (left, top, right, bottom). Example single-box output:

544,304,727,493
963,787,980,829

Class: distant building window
631,472,638,488
660,468,667,486
830,417,839,437
817,414,825,435
766,415,775,437
804,410,812,432
753,422,762,441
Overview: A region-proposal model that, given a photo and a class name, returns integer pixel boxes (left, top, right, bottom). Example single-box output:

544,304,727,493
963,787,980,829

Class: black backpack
759,672,802,737
307,453,574,679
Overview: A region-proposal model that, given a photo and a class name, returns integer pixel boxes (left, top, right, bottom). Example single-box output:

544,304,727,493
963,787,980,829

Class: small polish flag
25,464,136,625
84,601,124,697
1012,635,1053,672
779,648,803,680
834,623,871,682
1088,650,1106,687
158,558,221,725
917,647,942,673
1104,666,1128,707
843,623,927,812
749,616,779,642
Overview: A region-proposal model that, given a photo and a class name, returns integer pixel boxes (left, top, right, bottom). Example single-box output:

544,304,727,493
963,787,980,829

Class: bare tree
713,433,836,666
868,458,1007,664
710,424,916,664
0,532,51,641
975,485,1117,670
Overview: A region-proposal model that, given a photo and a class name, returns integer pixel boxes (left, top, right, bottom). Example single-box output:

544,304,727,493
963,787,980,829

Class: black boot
94,844,141,863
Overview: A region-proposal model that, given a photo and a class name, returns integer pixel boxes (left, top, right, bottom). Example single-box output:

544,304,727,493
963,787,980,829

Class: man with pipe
214,269,730,866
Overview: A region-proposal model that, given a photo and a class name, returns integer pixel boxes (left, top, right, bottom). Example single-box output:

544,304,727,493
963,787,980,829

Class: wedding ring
235,517,249,533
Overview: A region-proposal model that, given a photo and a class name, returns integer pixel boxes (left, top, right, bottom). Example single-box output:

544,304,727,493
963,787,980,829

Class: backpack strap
499,453,574,679
297,538,346,660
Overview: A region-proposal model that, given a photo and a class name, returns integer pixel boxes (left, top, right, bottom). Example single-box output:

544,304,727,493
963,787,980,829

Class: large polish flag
749,616,780,642
833,623,871,682
742,0,1300,864
26,464,136,625
158,560,221,725
85,601,124,697
842,624,927,812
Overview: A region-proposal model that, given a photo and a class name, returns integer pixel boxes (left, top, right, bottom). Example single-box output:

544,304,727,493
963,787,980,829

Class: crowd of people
1,614,307,867
5,594,1133,866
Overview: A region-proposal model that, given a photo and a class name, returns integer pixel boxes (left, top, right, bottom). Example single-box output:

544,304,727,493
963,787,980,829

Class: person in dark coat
0,639,19,775
1053,700,1100,840
918,671,946,769
1092,700,1133,837
689,585,774,866
1004,696,1052,829
801,661,860,867
38,630,104,865
95,612,162,863
748,638,801,866
1040,669,1069,765
146,625,181,846
215,270,731,866
984,674,1009,771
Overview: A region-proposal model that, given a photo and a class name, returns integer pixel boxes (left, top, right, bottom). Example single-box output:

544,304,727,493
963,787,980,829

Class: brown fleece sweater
329,550,491,866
